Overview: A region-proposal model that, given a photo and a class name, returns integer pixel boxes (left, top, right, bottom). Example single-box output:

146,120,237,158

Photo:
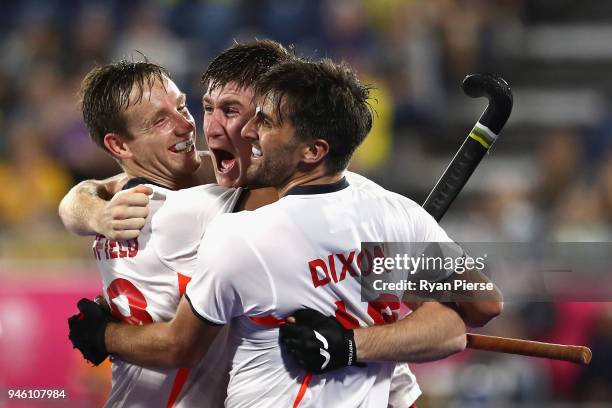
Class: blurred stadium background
0,0,611,407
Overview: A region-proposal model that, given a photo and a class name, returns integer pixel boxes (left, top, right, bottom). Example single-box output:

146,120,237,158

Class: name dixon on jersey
92,235,139,260
308,245,385,288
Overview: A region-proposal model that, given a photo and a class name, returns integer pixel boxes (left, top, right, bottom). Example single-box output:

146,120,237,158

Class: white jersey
186,172,451,408
92,180,243,408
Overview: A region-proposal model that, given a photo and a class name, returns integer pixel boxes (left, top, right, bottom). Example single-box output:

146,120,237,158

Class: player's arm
68,297,220,368
106,297,220,367
445,267,503,328
352,301,466,362
58,174,152,239
281,302,466,373
58,175,121,235
415,206,503,328
404,266,503,328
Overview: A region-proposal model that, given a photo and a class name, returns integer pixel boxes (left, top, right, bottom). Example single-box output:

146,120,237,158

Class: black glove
68,298,113,366
280,309,357,374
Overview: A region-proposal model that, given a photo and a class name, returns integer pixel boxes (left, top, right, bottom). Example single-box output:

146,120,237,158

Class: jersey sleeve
389,199,462,282
413,204,465,282
152,185,240,277
412,204,452,243
185,213,275,325
387,363,421,408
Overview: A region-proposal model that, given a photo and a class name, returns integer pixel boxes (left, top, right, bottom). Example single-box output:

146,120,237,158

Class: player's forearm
354,302,466,363
105,322,194,368
451,268,504,327
58,180,111,236
104,298,215,368
456,298,503,328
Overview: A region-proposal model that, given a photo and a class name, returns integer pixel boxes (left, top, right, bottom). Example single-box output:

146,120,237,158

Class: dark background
0,1,610,406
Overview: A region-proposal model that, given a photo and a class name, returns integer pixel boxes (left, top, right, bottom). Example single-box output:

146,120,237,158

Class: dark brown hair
201,39,295,94
255,58,373,173
80,60,170,151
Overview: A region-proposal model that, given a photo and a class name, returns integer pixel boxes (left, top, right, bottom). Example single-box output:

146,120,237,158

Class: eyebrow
255,107,274,124
202,96,245,108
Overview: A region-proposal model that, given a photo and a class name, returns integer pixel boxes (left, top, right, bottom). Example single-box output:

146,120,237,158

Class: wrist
104,322,117,354
345,329,357,366
353,327,367,362
90,200,107,236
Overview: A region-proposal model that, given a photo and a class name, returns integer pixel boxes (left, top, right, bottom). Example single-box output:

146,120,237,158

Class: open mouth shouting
211,148,237,174
169,139,195,153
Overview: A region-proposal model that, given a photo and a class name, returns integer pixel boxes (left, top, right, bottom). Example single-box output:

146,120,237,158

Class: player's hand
68,298,114,366
280,309,357,374
98,185,152,240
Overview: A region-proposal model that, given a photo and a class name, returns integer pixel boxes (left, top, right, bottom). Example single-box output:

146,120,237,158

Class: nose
204,110,224,140
241,115,258,142
174,109,195,135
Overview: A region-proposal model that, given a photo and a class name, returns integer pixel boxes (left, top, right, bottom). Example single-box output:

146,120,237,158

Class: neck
277,167,344,197
123,166,199,191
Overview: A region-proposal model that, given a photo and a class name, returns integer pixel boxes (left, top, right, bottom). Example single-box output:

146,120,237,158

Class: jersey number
106,278,153,325
334,294,401,329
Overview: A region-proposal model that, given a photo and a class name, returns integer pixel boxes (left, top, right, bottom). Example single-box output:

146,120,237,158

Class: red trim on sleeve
249,314,287,327
292,372,312,408
177,273,191,297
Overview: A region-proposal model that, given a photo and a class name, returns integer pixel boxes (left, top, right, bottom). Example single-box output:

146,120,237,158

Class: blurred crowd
0,0,611,406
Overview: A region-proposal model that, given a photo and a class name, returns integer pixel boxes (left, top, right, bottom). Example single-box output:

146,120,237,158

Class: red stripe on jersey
249,314,287,327
177,273,191,297
334,300,360,329
292,372,312,408
165,367,190,408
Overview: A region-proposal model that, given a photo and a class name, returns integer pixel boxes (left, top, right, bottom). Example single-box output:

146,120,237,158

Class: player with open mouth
203,82,255,189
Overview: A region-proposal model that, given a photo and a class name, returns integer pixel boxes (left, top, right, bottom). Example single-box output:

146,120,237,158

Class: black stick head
462,73,513,135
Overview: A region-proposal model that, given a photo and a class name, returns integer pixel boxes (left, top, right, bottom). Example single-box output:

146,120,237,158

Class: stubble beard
245,149,296,189
245,158,284,188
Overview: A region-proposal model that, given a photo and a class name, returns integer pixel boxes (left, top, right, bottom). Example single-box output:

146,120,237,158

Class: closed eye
224,107,240,117
256,111,272,127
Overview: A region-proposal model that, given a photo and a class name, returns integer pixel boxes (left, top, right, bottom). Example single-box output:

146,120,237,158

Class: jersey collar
122,177,172,191
284,177,349,196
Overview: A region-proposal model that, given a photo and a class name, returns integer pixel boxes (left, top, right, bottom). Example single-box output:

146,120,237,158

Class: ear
103,133,132,160
301,139,329,165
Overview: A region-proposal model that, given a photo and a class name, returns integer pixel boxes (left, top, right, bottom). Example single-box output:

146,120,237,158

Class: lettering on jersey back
308,245,385,288
92,235,139,260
